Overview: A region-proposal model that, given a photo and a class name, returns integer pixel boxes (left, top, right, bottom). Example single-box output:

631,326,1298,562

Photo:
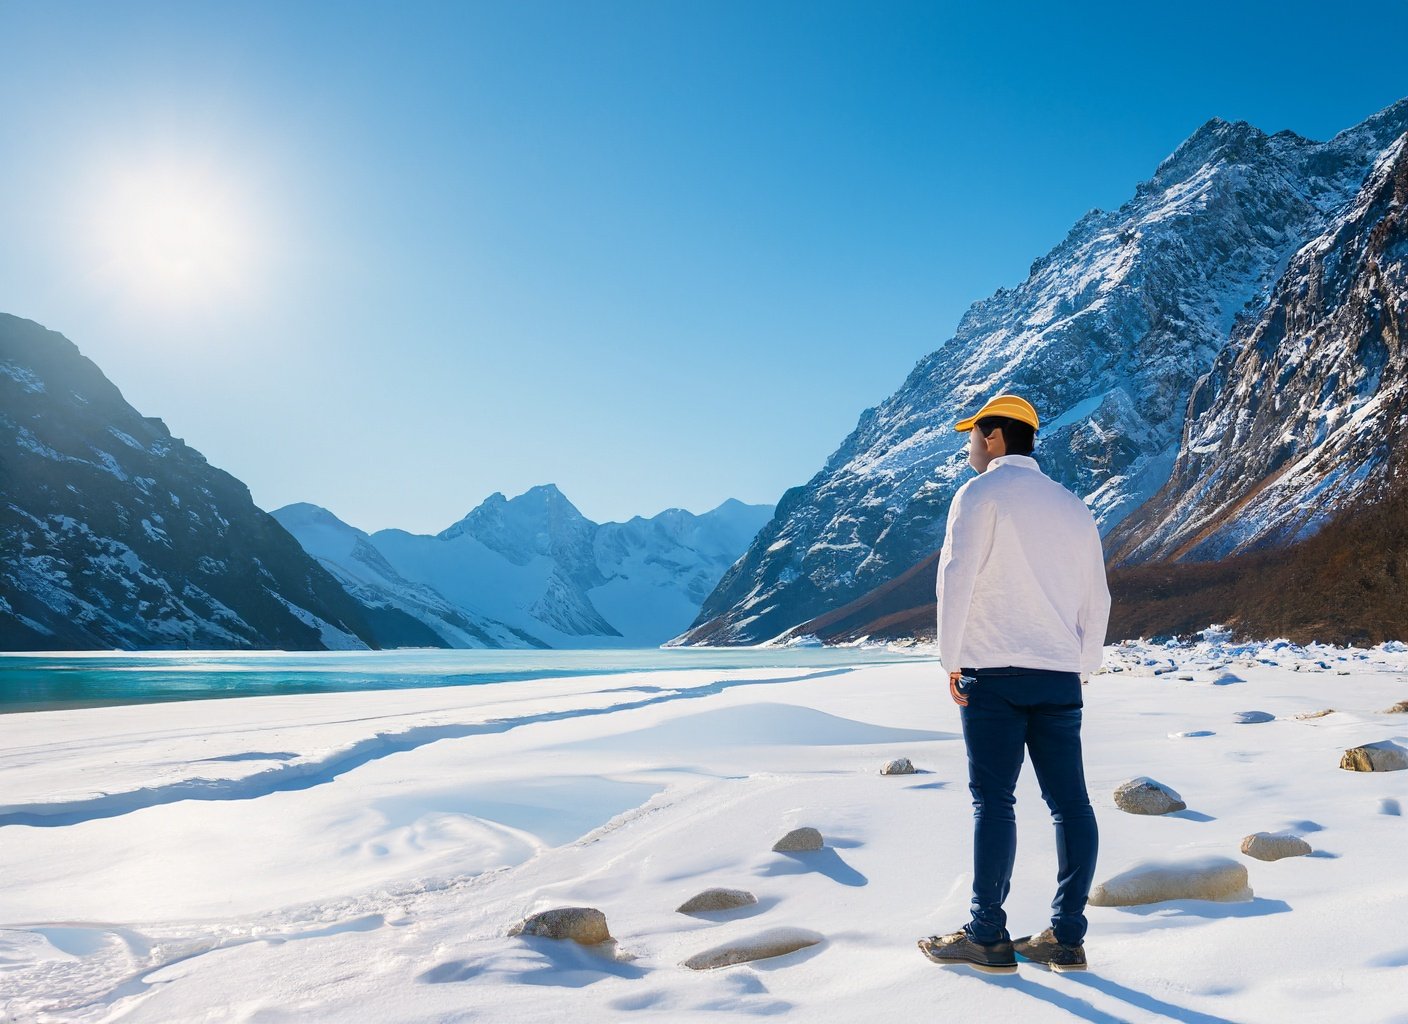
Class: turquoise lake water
0,646,929,714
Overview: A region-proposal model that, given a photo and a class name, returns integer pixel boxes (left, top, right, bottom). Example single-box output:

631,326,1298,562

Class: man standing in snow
918,393,1111,975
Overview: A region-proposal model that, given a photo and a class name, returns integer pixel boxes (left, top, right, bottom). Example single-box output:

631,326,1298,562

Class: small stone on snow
1240,832,1312,861
508,907,611,945
676,888,758,914
1113,776,1186,815
682,927,823,970
773,827,824,852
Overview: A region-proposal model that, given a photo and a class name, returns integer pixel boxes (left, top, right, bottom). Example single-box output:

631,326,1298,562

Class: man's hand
948,670,969,707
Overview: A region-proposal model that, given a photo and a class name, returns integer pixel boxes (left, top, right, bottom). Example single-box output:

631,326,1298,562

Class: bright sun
88,162,260,309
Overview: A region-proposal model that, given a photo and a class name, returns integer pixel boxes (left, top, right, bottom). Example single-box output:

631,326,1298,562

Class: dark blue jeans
958,665,1098,947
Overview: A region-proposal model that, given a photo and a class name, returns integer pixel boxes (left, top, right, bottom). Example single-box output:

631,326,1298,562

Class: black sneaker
917,929,1017,974
1013,928,1087,972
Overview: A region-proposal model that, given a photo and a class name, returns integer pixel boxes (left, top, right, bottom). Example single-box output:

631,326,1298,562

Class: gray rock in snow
1113,776,1186,815
1089,856,1252,906
1240,832,1312,861
772,827,824,852
508,907,611,945
676,888,758,914
682,927,823,970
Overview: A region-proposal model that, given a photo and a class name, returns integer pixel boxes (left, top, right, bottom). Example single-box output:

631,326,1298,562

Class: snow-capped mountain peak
676,97,1408,647
276,488,775,649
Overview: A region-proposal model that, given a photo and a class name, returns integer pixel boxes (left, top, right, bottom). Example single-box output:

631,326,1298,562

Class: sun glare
87,162,260,309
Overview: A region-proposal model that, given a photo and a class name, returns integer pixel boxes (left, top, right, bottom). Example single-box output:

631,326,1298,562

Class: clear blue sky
2,2,1404,534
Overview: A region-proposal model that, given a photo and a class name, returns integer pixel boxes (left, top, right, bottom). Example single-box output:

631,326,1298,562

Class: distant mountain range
271,489,772,648
675,96,1408,648
0,312,771,650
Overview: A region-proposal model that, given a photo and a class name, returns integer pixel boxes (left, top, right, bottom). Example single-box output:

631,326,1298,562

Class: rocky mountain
0,313,439,651
675,97,1408,647
779,123,1408,650
273,488,773,648
1106,131,1408,564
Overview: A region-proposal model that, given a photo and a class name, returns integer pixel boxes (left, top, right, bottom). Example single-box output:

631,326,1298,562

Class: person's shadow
1065,971,1244,1024
958,968,1243,1024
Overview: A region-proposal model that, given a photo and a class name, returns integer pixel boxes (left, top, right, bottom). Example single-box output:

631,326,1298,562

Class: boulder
772,827,824,852
508,906,611,945
676,888,758,914
880,757,916,775
1234,711,1275,724
1340,741,1408,772
1211,672,1245,685
1293,709,1334,720
1240,832,1312,861
1113,776,1186,815
681,927,823,970
1382,701,1408,714
1088,856,1252,906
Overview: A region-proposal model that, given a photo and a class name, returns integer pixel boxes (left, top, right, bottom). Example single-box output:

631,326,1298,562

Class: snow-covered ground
3,634,1407,1023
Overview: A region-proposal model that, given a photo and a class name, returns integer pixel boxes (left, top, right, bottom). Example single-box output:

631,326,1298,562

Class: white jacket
935,453,1111,679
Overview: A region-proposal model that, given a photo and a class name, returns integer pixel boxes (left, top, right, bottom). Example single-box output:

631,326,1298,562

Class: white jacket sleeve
1076,515,1112,679
935,482,997,676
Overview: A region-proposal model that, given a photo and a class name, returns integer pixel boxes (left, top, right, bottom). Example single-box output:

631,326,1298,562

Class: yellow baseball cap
953,393,1040,432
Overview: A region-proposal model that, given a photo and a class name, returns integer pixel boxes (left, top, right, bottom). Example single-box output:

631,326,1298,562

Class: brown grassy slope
788,470,1407,647
1107,468,1408,646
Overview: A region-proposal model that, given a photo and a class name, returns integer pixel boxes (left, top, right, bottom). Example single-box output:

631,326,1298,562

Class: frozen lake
0,645,924,713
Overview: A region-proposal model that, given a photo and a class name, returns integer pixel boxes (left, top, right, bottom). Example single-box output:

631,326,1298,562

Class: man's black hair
975,415,1036,456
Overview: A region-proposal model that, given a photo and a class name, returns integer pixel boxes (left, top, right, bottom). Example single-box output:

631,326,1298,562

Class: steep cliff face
1106,131,1408,565
676,99,1408,647
0,314,431,651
